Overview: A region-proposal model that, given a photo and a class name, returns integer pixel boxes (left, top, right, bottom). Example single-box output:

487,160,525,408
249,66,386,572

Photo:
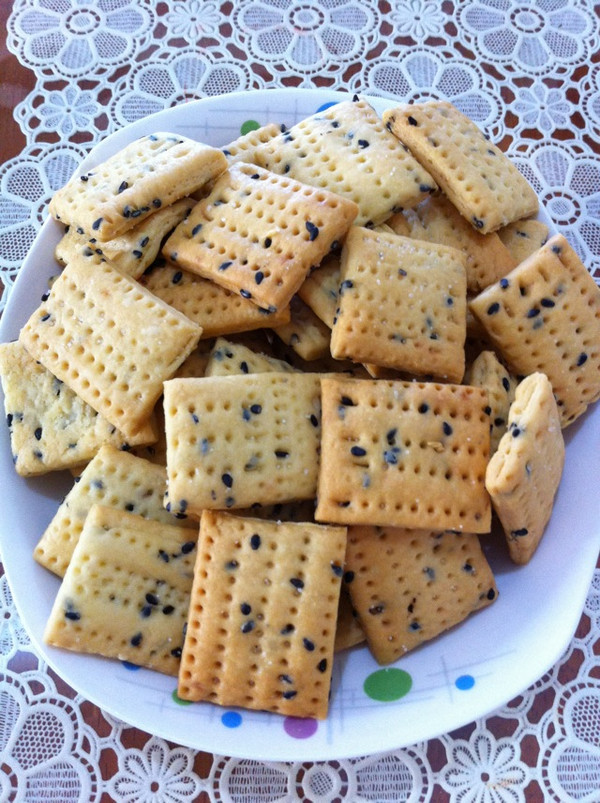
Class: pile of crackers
1,96,599,721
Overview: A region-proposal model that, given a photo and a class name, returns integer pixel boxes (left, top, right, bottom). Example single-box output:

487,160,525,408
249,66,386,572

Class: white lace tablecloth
1,1,600,801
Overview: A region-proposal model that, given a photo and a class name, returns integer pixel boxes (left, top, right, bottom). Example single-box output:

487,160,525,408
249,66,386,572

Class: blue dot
316,101,338,112
121,660,141,671
455,674,475,690
221,711,243,728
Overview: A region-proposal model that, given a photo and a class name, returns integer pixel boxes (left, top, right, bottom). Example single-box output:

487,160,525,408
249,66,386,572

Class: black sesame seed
92,217,103,230
350,445,367,457
343,570,355,584
282,690,297,699
541,298,555,308
386,428,397,445
358,139,369,148
487,302,500,315
290,577,304,591
191,223,203,236
305,221,319,241
118,180,128,193
240,602,252,615
527,307,540,318
511,527,529,536
181,541,195,554
172,270,183,284
279,673,293,684
577,352,588,366
125,503,135,511
239,361,249,374
145,592,159,605
303,637,315,651
487,588,496,600
255,271,264,284
384,448,400,465
222,472,233,488
512,427,521,437
409,621,421,631
241,620,255,634
34,427,42,440
240,289,252,299
310,413,319,427
275,449,289,458
340,395,355,406
330,562,343,577
500,277,510,289
158,549,170,562
484,406,492,416
130,633,143,647
369,604,385,615
494,417,505,427
408,115,418,126
250,403,262,414
443,422,453,436
472,217,485,229
40,313,51,322
280,623,295,634
64,610,80,621
226,559,239,570
141,605,153,618
162,605,175,615
317,658,327,673
219,261,233,271
418,403,429,413
152,198,162,208
250,534,261,550
502,377,510,392
171,647,182,658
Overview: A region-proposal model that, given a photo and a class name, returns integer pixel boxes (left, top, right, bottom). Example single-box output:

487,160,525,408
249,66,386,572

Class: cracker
49,133,227,241
272,295,331,361
34,444,192,577
498,218,549,265
330,227,467,382
254,97,436,226
485,372,565,565
383,101,539,234
163,373,322,516
204,337,297,377
162,162,358,312
177,510,346,718
315,377,491,532
469,234,600,426
56,198,194,279
464,350,518,454
334,586,365,652
344,526,497,664
0,342,156,476
140,258,290,336
19,257,202,438
297,253,340,328
222,123,283,164
44,504,197,675
172,339,214,379
388,193,517,293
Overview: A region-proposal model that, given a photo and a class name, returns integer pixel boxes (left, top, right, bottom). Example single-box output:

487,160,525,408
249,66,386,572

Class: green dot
240,119,260,135
171,688,192,706
363,668,412,702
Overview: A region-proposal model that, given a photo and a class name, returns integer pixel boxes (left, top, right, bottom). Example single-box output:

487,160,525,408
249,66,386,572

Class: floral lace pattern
0,1,599,800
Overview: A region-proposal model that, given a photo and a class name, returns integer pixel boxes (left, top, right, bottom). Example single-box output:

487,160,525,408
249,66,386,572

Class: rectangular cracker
49,133,227,241
177,510,346,718
388,193,518,294
315,377,491,532
464,350,518,454
222,122,283,164
344,526,497,664
254,97,436,226
383,101,539,234
272,295,332,361
140,258,290,337
469,234,600,426
34,443,192,577
297,253,341,328
19,256,202,438
163,373,322,516
330,227,467,382
498,218,549,265
0,341,156,476
161,162,358,312
56,198,194,280
204,337,298,377
485,372,565,565
44,504,198,675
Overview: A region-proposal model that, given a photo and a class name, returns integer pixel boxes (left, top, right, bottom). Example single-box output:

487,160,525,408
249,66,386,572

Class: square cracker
344,526,497,664
177,510,346,719
297,253,341,328
163,372,322,517
272,295,332,361
19,256,202,439
469,234,600,427
55,198,194,280
388,193,517,294
49,133,227,241
44,504,198,676
464,350,518,454
486,372,565,565
140,259,290,337
315,377,491,532
162,162,358,312
222,122,283,165
34,444,192,577
498,218,549,265
383,101,539,234
330,227,467,383
204,337,298,377
253,97,436,226
0,341,156,477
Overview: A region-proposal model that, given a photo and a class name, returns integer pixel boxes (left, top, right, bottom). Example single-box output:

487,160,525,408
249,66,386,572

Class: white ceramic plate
1,89,599,762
